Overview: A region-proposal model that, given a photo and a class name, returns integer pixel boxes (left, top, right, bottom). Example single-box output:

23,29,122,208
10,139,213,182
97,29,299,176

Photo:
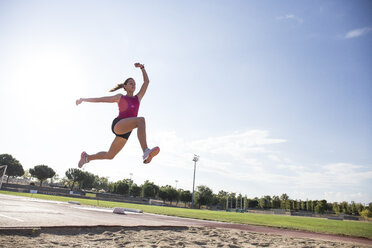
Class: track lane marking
0,213,24,222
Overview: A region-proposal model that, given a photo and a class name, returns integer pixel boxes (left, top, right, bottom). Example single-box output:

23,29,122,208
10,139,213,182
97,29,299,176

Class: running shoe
143,146,160,164
78,151,88,168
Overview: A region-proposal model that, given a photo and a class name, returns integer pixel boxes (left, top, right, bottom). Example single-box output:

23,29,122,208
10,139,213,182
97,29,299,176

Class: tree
158,186,168,203
272,195,281,209
80,171,95,189
141,180,158,199
259,195,272,209
195,185,213,208
339,201,350,214
93,176,109,191
314,200,326,214
65,168,85,190
130,183,141,197
29,165,55,187
247,198,259,208
0,154,24,183
164,185,178,205
360,209,372,219
280,193,290,209
243,196,248,210
306,200,313,212
217,190,228,210
350,201,358,215
50,173,60,184
333,202,340,214
115,180,129,195
180,190,192,207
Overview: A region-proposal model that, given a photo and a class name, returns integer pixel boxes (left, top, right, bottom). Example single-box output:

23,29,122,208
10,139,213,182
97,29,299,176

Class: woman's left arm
135,63,149,102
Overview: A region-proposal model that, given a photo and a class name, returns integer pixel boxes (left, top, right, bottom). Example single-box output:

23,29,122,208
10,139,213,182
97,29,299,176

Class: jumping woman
76,63,160,168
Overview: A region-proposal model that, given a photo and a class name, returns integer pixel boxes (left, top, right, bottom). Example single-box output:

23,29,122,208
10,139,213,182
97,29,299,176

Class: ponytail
109,77,133,92
109,83,124,92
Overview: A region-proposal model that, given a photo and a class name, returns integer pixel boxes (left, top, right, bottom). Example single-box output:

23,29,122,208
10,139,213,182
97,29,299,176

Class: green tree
300,201,305,210
217,190,228,210
247,198,259,208
65,168,85,190
272,195,281,209
350,201,358,215
80,171,95,190
158,186,168,203
333,202,340,214
259,195,272,209
339,201,350,214
130,183,141,197
0,154,24,183
116,180,129,194
179,190,192,207
314,200,326,214
165,185,178,205
29,165,55,187
195,185,213,208
141,180,158,198
93,176,109,191
360,209,372,219
243,196,248,210
280,193,290,209
306,200,312,212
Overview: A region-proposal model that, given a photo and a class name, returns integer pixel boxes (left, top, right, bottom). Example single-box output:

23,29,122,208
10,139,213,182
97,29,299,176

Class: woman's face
124,79,136,92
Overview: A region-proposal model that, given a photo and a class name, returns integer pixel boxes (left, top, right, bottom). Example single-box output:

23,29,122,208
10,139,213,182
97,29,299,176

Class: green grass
1,190,372,239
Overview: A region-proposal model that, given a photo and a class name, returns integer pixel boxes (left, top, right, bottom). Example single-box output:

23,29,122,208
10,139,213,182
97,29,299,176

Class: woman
76,63,160,168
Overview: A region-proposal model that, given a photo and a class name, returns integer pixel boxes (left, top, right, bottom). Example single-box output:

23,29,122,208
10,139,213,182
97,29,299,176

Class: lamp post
175,180,178,190
128,173,133,196
191,154,199,209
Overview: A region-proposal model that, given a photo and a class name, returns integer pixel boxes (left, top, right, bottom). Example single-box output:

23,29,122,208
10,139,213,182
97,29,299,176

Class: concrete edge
0,225,190,235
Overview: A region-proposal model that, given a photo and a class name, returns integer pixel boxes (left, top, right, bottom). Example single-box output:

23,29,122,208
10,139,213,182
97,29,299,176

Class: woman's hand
76,98,83,106
134,63,144,69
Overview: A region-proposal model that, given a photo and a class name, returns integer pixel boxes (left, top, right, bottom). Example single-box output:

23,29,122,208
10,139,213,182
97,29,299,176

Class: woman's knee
137,117,145,126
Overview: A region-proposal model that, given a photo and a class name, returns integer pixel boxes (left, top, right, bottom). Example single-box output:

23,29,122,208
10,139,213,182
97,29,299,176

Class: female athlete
76,63,160,168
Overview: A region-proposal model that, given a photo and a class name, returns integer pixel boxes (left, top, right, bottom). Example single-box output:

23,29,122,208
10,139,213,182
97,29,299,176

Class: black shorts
111,117,132,140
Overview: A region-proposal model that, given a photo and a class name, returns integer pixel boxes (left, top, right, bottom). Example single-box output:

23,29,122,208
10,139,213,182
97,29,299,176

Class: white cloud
277,14,303,24
344,27,372,39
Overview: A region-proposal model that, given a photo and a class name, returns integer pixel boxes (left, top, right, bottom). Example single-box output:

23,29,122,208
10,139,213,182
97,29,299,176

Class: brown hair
109,78,133,92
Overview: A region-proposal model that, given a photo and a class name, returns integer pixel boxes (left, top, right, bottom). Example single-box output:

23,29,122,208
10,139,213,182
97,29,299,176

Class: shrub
359,209,372,219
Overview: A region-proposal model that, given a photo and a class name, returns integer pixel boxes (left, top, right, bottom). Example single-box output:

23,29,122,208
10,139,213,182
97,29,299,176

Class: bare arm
134,63,149,102
76,94,122,106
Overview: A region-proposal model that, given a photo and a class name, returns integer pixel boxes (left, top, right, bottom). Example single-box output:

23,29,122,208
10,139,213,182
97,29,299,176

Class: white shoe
143,147,160,164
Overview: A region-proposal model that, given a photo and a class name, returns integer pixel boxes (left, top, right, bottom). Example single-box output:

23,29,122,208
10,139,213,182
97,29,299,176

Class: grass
1,190,372,239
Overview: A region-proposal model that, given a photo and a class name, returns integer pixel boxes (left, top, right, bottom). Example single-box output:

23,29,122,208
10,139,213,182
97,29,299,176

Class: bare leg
87,137,127,162
114,117,148,152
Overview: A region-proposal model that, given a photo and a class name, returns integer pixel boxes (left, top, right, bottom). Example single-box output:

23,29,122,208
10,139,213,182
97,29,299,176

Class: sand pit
0,226,370,248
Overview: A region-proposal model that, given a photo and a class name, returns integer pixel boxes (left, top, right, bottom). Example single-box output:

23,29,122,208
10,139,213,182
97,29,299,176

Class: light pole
175,180,178,190
191,154,199,209
128,173,133,196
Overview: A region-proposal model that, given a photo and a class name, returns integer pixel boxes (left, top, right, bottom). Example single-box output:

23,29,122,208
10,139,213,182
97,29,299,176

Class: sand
0,226,370,248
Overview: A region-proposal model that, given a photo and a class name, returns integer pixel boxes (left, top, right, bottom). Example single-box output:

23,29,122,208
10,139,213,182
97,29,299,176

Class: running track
0,194,371,246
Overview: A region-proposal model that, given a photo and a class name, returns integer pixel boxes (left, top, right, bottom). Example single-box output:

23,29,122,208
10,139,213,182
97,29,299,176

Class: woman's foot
78,152,89,168
143,147,160,164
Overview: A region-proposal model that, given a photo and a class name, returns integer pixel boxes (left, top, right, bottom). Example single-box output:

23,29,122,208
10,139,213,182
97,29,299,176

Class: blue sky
0,0,371,204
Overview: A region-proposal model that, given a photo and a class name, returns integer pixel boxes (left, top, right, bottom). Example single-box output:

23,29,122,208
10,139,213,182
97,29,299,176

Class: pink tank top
117,95,140,119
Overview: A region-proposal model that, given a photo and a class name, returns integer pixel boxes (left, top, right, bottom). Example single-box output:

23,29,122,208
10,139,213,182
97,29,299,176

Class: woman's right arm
76,94,122,106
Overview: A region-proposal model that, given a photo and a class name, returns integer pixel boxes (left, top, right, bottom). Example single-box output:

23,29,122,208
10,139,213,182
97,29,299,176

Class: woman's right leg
87,136,127,161
114,117,148,152
78,137,127,168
